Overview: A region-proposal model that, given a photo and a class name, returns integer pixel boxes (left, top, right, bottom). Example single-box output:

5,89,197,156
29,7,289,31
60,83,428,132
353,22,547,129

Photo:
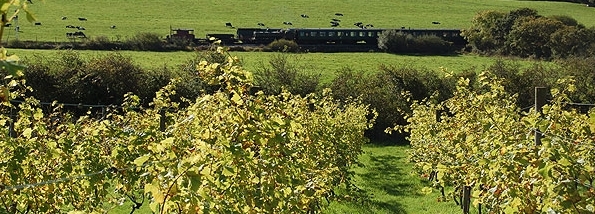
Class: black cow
301,14,309,18
78,17,87,21
335,13,343,16
225,22,233,27
432,21,441,24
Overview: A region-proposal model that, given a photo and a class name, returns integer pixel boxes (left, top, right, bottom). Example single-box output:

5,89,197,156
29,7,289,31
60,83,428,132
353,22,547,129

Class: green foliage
378,30,454,54
125,32,164,51
253,53,321,97
548,15,582,27
267,39,300,53
465,8,595,59
461,10,507,54
402,73,595,213
24,51,161,107
549,26,595,58
329,65,457,142
0,49,374,213
507,17,565,58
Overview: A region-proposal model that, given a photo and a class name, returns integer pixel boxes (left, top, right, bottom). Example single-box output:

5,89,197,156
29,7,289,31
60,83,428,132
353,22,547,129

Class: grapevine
403,72,595,213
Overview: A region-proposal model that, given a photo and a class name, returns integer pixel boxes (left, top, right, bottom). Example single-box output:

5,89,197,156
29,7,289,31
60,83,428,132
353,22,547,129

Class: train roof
287,28,461,31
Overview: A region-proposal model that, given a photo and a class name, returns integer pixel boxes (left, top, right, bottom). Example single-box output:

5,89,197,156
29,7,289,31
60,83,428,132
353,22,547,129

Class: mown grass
11,0,595,43
105,145,472,214
322,145,472,214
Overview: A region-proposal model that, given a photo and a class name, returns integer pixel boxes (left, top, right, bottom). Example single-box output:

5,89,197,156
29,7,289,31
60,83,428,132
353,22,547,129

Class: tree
549,26,595,58
378,29,409,53
507,16,565,58
253,53,320,96
462,10,507,53
463,8,540,55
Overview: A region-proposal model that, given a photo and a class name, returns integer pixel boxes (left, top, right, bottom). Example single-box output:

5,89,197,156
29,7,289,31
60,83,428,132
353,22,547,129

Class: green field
13,49,547,83
9,0,595,42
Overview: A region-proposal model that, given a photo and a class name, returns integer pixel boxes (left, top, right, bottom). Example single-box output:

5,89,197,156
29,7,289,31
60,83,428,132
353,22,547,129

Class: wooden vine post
534,87,547,146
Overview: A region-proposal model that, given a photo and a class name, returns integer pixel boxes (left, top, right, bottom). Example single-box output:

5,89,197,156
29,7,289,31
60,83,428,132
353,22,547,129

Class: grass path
323,144,473,214
108,144,472,213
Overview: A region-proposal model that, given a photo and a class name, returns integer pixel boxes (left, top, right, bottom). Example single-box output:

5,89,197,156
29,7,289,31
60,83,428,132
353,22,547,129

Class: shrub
267,39,299,52
378,30,409,53
378,29,454,54
125,32,164,51
253,53,320,96
23,51,152,107
329,65,455,142
83,35,125,50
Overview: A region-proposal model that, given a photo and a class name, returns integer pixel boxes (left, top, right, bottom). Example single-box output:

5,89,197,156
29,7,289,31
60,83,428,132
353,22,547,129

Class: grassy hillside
11,0,595,42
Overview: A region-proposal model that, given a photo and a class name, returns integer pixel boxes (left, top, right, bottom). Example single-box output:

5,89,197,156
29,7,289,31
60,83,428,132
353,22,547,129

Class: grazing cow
432,21,441,24
257,22,265,27
78,17,87,21
354,22,363,27
34,22,41,25
335,13,343,16
301,14,309,18
225,22,233,27
76,26,85,30
75,31,86,38
66,25,76,28
61,16,67,20
4,23,11,27
67,31,87,38
332,18,340,22
331,22,339,27
365,24,374,28
110,25,116,29
283,21,292,25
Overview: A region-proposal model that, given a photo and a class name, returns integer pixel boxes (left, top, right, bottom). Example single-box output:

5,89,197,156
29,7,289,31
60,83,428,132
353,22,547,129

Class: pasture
10,0,595,43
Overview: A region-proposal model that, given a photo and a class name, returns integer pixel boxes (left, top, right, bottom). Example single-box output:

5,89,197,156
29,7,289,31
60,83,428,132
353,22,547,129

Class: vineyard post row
5,100,170,136
441,87,554,214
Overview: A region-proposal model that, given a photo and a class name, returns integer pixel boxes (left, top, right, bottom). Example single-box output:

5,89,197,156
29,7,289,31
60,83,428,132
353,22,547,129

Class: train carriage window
350,32,356,37
312,32,317,37
337,32,342,36
359,32,365,37
329,32,334,36
320,32,326,36
300,32,305,37
368,32,373,37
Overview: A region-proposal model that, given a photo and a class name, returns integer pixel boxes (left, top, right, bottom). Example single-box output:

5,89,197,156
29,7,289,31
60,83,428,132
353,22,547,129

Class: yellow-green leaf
22,128,32,138
145,183,165,204
134,155,150,167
